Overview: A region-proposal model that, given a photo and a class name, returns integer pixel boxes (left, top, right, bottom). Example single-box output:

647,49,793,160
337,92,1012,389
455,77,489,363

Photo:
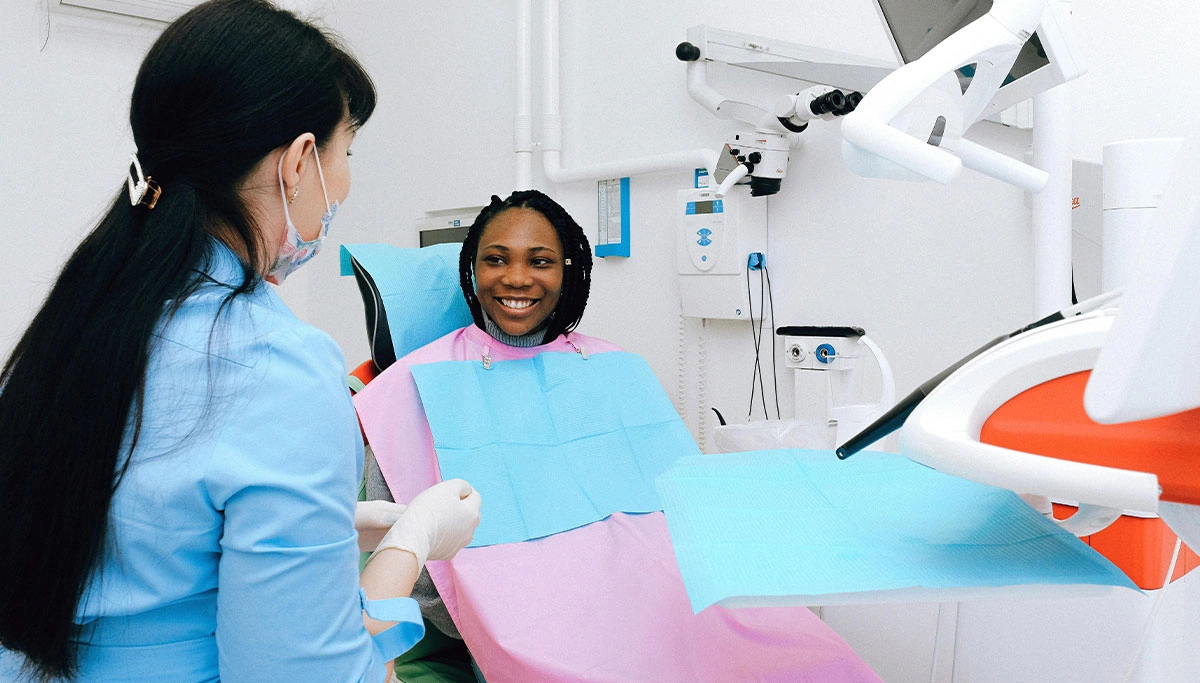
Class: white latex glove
374,478,482,568
354,500,407,553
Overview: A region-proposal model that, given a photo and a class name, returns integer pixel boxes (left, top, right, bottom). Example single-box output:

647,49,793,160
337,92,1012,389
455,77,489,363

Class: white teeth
500,298,534,310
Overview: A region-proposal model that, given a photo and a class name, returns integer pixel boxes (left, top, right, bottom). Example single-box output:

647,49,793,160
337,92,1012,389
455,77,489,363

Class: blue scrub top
0,241,406,682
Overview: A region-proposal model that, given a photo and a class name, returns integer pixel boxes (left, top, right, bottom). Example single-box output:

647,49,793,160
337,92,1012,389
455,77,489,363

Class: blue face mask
267,145,338,283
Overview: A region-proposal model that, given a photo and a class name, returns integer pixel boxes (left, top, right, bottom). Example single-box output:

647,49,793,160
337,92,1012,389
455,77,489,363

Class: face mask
266,145,339,283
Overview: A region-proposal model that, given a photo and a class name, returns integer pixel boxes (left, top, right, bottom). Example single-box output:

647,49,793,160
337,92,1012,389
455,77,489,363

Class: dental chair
338,241,882,682
341,242,473,392
836,0,1200,584
899,306,1200,587
341,242,482,683
898,134,1200,586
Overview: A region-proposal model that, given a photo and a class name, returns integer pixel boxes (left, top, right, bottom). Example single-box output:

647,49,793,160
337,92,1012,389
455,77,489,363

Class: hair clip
127,152,162,210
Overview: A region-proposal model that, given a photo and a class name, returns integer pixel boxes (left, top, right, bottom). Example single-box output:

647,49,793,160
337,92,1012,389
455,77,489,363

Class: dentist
0,2,479,682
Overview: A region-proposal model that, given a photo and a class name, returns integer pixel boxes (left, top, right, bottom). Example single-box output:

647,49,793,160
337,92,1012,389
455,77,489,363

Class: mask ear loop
311,145,332,211
278,143,334,220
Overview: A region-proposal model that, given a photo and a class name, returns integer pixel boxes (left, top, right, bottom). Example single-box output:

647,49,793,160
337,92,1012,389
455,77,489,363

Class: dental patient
355,190,621,681
353,189,879,682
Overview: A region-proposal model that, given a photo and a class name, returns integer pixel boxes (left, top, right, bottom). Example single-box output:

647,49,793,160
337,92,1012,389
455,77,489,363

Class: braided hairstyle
459,190,593,342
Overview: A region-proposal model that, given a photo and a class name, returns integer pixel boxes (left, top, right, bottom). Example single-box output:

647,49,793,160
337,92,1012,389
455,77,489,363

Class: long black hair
0,1,375,679
459,190,593,342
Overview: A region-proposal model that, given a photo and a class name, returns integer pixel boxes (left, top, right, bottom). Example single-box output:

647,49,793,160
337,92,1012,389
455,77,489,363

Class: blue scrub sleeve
205,326,409,683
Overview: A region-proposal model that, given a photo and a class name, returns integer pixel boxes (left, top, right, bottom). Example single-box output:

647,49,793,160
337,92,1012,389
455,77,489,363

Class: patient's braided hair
459,190,593,342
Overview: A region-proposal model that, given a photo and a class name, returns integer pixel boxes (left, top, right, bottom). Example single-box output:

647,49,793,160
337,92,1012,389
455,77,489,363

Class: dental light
842,0,1083,191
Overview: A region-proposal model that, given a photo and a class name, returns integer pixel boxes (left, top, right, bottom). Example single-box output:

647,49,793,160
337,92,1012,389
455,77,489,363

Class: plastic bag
712,418,836,454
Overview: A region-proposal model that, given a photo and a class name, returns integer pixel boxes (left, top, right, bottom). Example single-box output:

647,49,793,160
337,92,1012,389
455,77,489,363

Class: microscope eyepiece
809,90,846,115
834,91,863,116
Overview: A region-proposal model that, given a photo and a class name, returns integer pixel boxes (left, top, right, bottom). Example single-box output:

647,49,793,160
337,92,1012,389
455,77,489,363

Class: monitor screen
419,226,469,247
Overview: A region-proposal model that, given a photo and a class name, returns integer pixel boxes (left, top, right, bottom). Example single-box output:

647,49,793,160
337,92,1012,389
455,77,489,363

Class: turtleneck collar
481,312,548,348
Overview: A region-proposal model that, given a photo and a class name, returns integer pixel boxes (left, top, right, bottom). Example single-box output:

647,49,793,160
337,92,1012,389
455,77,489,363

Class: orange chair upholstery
982,370,1200,588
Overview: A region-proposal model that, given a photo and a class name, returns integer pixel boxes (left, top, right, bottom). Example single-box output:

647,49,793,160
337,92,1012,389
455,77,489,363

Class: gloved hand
374,478,482,568
354,500,407,553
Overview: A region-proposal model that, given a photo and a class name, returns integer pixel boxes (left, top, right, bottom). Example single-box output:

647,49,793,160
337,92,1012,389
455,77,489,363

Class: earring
287,187,299,204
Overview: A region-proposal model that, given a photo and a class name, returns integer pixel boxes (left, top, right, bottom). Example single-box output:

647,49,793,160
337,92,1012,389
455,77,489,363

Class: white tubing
858,335,896,410
541,0,718,184
1122,537,1182,683
514,0,534,189
713,164,749,198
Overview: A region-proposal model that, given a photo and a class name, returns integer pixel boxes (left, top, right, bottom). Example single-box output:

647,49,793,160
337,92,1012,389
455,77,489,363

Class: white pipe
1030,82,1073,317
1030,1,1075,318
540,0,717,184
544,148,718,184
543,0,561,150
515,0,535,188
685,61,725,113
685,61,767,126
514,0,534,190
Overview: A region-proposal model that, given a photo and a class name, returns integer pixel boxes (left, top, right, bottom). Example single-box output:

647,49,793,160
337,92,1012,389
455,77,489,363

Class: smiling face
473,207,564,337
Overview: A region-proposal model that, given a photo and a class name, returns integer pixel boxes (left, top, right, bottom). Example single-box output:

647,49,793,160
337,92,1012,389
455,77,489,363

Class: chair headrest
340,243,473,371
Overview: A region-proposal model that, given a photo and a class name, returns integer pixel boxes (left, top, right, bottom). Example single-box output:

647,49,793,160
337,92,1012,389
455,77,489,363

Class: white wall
4,1,1200,681
315,0,1036,434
